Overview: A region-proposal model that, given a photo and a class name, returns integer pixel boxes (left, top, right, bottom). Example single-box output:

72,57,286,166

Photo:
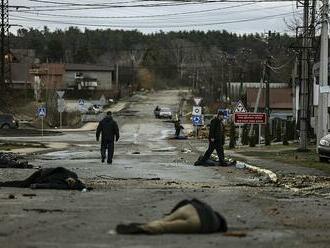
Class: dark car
0,114,19,129
318,134,330,162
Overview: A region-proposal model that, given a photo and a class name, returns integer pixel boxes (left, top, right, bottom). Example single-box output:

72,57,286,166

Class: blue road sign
218,108,229,119
37,107,47,118
192,115,203,126
78,99,85,106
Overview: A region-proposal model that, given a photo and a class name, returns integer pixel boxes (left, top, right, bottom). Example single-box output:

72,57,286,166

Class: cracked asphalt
0,90,329,248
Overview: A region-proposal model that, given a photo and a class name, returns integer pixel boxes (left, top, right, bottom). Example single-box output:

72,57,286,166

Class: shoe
101,158,105,163
116,223,147,234
107,160,112,164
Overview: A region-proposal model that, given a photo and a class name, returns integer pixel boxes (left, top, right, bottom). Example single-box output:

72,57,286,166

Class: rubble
0,152,32,169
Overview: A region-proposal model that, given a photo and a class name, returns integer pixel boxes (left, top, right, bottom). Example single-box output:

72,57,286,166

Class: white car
159,108,172,119
88,104,103,114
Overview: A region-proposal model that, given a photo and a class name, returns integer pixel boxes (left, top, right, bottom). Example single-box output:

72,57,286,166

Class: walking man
200,110,225,165
96,111,119,164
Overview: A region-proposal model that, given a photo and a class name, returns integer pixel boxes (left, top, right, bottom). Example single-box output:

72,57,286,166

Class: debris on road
0,152,32,169
23,208,64,213
116,198,227,234
22,193,37,197
181,148,192,153
8,194,15,199
224,231,247,238
151,147,176,152
0,167,86,190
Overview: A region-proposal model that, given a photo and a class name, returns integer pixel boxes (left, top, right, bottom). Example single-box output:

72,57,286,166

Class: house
247,87,293,136
63,64,114,90
10,49,36,89
246,87,293,119
230,81,289,100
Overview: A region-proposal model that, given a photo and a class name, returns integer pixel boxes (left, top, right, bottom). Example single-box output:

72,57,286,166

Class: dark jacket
0,167,86,190
209,117,225,145
171,198,227,233
96,116,119,142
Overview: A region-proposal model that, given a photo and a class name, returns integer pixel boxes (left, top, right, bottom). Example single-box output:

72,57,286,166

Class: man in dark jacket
116,198,227,234
96,111,120,164
0,167,85,190
200,110,225,165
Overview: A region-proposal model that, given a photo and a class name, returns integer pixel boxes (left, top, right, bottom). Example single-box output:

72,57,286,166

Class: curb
243,164,278,183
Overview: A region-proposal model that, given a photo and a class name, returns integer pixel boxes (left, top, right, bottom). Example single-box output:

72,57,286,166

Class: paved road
0,90,329,248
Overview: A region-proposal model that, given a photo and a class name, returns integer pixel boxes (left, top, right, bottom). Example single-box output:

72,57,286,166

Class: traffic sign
57,98,65,113
78,99,85,106
56,91,65,98
218,108,229,119
192,115,203,126
193,97,202,106
234,112,266,124
192,106,202,116
234,100,247,113
37,107,47,118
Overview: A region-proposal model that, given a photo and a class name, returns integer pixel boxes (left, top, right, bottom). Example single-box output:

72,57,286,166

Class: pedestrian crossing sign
37,107,47,118
234,100,247,113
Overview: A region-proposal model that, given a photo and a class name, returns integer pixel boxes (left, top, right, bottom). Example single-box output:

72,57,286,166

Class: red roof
247,88,293,109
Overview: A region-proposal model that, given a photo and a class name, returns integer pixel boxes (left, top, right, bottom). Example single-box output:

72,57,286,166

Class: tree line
11,27,296,90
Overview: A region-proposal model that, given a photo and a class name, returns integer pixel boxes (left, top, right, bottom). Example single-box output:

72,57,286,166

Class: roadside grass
235,144,330,174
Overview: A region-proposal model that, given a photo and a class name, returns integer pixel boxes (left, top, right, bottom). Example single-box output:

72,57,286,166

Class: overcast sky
11,0,302,35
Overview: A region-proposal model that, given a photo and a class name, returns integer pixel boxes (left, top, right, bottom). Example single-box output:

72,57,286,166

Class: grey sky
11,0,301,34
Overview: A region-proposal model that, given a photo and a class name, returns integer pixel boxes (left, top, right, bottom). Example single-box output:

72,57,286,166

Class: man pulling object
116,198,227,234
0,167,86,190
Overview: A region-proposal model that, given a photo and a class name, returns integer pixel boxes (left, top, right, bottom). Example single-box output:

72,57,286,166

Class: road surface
0,90,329,248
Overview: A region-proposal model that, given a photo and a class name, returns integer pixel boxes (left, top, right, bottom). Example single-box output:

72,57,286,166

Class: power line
15,0,295,12
14,3,259,19
11,10,301,28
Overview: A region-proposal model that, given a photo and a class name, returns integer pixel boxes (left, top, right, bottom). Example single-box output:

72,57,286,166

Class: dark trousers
0,170,42,187
175,128,181,137
201,140,224,164
101,140,114,162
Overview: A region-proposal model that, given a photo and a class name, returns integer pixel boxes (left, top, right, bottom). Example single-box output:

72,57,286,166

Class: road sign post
57,98,65,129
234,101,247,145
192,106,202,116
78,99,85,112
37,107,47,137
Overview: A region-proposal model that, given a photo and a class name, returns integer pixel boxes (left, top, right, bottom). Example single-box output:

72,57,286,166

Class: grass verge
236,145,330,175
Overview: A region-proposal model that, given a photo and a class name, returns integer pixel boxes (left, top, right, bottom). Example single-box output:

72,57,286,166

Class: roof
247,88,293,109
65,64,114,72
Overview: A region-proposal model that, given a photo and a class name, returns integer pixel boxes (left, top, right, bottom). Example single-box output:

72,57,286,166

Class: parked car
318,134,330,162
88,104,103,114
0,114,19,129
159,107,172,119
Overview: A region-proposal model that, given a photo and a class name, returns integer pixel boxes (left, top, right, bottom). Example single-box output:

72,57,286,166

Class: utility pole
265,55,271,146
317,0,329,147
298,0,310,151
0,0,9,89
264,31,272,146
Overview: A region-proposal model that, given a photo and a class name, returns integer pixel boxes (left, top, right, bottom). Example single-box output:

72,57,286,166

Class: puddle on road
41,150,98,160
